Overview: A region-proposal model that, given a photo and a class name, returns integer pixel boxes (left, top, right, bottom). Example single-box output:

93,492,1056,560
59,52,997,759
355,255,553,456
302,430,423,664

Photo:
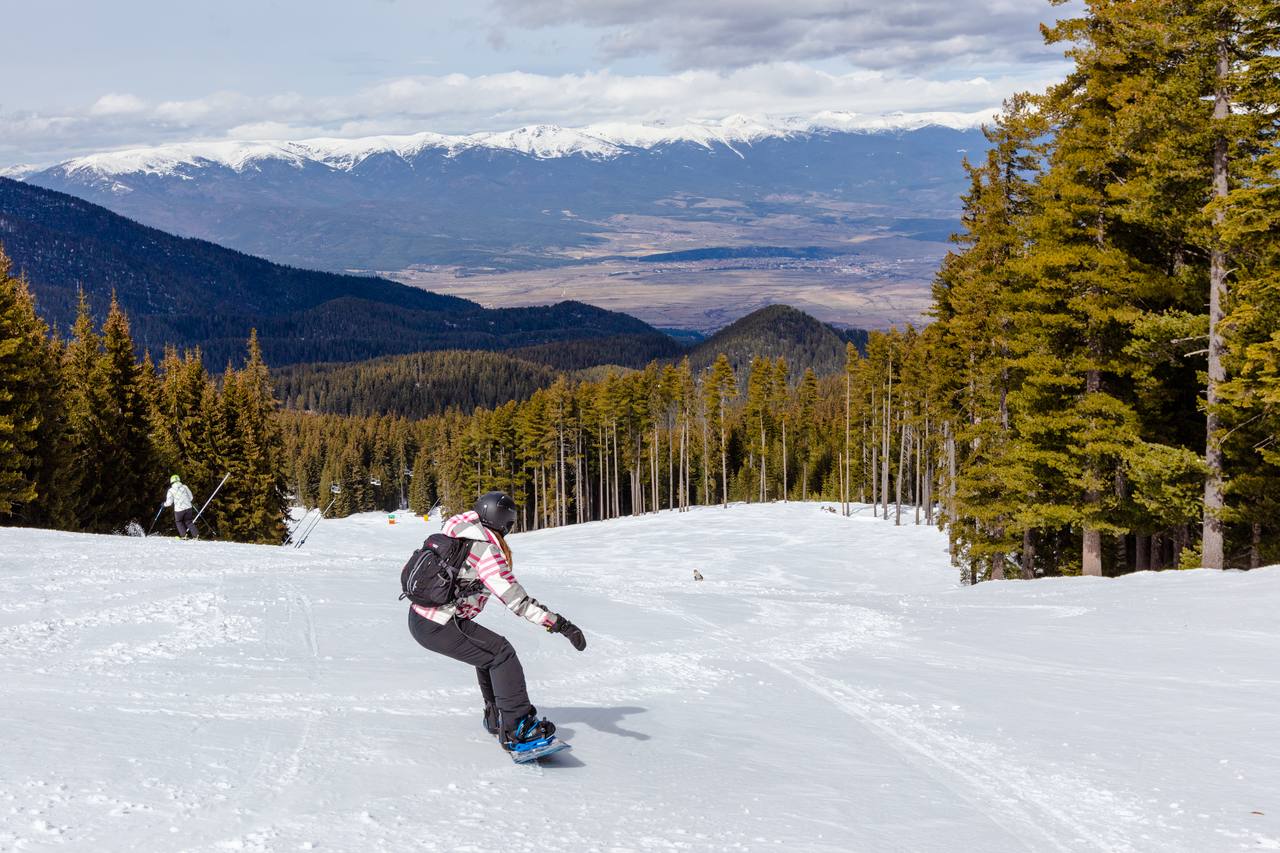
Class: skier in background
408,491,587,751
164,474,198,540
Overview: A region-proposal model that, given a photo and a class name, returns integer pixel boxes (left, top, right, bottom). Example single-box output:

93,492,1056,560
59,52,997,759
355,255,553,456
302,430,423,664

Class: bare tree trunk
1020,529,1036,579
637,431,646,515
720,399,728,509
598,425,606,521
612,423,620,519
652,421,659,513
558,426,566,527
946,422,957,564
678,416,686,512
990,552,1006,581
1203,37,1231,571
838,452,845,511
860,403,868,505
844,370,851,516
1082,369,1104,577
881,384,891,521
1136,534,1150,572
781,419,788,501
1250,522,1261,569
701,399,710,507
914,425,922,525
924,456,933,526
869,390,877,513
668,414,675,511
534,465,541,530
895,419,907,525
752,414,762,502
1082,528,1103,577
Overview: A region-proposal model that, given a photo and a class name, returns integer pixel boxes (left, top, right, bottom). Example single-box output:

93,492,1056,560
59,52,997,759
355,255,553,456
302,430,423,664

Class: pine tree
0,248,54,519
409,447,433,515
796,368,818,501
221,332,288,543
60,292,108,529
97,295,158,527
704,354,737,507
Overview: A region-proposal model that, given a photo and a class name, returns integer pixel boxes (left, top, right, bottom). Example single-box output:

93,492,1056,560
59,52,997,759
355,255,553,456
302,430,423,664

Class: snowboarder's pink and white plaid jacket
411,511,557,629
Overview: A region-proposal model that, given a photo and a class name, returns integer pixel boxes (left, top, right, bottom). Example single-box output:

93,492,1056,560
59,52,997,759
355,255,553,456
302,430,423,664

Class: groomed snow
1,503,1277,852
41,110,999,179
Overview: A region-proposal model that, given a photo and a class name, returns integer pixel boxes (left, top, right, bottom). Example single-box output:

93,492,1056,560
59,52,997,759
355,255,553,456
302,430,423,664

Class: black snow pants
408,608,533,728
174,508,197,539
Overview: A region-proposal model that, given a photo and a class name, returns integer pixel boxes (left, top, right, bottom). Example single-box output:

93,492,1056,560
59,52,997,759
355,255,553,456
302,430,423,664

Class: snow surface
2,503,1277,852
41,110,998,179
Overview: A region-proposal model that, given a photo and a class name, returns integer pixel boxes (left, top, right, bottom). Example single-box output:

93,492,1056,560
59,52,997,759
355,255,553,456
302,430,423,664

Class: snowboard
507,737,571,764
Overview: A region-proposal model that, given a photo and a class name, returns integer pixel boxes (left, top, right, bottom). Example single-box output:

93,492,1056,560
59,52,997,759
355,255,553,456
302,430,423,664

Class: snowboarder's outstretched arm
470,539,558,629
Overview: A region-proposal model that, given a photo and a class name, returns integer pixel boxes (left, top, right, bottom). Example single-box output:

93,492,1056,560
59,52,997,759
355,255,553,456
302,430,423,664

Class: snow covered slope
2,504,1277,852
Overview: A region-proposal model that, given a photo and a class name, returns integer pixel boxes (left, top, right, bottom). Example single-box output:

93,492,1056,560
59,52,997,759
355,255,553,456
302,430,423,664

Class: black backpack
399,533,480,607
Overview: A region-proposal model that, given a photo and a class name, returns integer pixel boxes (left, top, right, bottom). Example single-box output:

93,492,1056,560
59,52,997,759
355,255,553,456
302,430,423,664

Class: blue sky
0,0,1077,166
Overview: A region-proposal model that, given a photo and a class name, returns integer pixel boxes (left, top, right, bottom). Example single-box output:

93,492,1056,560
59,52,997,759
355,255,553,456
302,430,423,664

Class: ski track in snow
1,504,1278,852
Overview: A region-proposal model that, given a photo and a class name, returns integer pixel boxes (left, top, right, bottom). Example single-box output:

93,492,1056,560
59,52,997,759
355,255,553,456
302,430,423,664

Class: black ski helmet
475,491,517,535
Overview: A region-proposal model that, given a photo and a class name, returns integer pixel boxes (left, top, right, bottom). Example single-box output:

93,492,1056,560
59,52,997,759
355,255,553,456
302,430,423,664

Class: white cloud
1,63,1063,167
489,0,1077,72
89,93,148,116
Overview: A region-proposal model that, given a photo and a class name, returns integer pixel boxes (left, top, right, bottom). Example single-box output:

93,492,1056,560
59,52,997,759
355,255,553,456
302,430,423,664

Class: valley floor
1,504,1277,852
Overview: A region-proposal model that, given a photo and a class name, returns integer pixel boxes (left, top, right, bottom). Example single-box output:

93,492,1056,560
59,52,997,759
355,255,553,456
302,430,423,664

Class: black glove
550,615,587,651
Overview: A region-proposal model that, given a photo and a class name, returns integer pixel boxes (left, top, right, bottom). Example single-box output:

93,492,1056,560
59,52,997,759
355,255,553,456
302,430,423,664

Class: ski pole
146,504,166,536
193,473,231,526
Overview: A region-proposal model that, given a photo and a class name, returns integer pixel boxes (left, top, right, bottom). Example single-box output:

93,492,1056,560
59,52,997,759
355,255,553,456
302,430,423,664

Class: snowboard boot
500,708,556,751
483,703,500,737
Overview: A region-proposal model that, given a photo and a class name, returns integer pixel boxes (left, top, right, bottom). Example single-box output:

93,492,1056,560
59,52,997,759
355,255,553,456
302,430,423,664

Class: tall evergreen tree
97,296,158,527
704,354,737,507
0,248,55,519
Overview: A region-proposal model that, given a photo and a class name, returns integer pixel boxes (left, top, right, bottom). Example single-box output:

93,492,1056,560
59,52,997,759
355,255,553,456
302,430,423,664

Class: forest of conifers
1,0,1277,577
282,0,1280,577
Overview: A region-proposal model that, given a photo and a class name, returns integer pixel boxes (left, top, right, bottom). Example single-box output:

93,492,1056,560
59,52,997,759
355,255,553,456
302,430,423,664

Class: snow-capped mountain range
12,112,992,318
36,110,995,179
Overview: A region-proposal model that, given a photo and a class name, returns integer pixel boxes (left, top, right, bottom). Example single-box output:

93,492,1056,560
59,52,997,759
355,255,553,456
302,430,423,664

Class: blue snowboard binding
500,710,571,763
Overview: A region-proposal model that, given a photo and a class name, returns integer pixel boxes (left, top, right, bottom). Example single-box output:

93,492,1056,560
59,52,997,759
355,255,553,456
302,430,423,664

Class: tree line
929,0,1279,576
278,0,1280,576
0,247,288,542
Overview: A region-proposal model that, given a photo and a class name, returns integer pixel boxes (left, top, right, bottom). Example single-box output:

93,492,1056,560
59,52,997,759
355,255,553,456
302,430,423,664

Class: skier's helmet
475,491,518,535
170,474,181,484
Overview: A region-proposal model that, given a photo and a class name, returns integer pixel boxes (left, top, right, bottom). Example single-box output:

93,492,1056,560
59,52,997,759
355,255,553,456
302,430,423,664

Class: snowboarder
164,474,198,540
407,491,587,752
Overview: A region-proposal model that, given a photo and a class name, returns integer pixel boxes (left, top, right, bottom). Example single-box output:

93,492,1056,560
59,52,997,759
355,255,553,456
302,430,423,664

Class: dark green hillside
510,332,686,371
687,305,868,377
274,350,560,418
272,306,868,419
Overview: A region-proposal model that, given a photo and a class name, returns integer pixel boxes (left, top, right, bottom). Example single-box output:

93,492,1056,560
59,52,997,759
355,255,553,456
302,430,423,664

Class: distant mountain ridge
0,177,667,367
30,111,994,178
19,117,990,281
